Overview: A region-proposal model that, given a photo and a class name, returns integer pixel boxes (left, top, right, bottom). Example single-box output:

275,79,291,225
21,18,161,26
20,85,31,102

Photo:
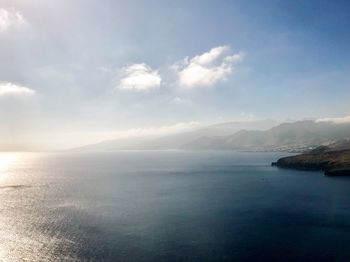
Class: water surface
0,151,350,261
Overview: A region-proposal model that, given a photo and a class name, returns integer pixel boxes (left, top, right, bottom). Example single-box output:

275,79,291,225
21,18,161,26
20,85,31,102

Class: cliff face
273,146,350,176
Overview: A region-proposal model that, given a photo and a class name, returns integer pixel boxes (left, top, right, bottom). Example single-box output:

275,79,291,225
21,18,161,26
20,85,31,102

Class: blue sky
0,0,350,149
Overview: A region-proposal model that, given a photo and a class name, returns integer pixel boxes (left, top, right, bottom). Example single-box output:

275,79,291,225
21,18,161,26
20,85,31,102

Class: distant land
75,119,350,153
74,119,278,151
272,140,350,176
186,120,350,152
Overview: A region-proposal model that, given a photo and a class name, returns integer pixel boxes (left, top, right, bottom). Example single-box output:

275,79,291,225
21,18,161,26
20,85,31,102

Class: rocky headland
272,143,350,176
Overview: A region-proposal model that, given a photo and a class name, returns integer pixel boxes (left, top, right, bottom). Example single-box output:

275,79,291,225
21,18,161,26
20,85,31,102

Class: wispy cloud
109,122,200,139
0,82,35,96
316,115,350,124
0,8,26,32
117,63,161,91
77,122,201,144
172,96,192,106
172,45,244,88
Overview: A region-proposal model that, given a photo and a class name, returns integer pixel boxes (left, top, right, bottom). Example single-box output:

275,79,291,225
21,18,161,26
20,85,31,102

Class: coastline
272,148,350,176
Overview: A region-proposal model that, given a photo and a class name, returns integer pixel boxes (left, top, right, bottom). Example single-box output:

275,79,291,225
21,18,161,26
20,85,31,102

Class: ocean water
0,151,350,261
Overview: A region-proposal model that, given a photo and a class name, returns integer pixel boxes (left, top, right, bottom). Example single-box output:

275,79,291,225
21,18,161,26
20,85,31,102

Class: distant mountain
74,119,278,151
73,120,350,152
185,120,350,151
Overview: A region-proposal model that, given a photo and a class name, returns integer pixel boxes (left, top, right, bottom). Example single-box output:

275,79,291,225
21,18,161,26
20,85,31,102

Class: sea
0,151,350,261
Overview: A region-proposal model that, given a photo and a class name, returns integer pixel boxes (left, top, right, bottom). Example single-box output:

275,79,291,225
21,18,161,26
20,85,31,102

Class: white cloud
172,96,192,106
110,122,201,138
172,45,244,88
0,8,26,32
316,115,350,124
0,82,35,96
117,63,161,91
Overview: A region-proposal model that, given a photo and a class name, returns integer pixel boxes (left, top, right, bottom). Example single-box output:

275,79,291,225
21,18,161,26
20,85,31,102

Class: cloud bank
0,82,35,96
316,115,350,124
109,121,201,139
173,46,244,88
117,63,161,91
0,8,26,32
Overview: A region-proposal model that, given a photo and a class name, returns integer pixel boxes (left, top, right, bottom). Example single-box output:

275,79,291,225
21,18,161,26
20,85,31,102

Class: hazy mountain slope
186,121,350,151
135,119,278,149
74,119,278,151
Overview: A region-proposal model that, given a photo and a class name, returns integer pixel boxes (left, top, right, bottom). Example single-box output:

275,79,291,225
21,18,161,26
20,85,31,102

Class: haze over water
1,151,350,261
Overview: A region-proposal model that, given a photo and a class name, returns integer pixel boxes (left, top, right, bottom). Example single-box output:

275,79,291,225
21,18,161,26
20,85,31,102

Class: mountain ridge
73,119,278,151
185,120,350,151
73,119,350,152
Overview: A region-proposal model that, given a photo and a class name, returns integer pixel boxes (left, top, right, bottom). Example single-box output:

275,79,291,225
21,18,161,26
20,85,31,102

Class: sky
1,0,350,150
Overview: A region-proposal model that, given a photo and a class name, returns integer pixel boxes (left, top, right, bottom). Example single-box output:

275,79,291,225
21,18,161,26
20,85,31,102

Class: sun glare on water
0,153,21,182
0,152,40,261
0,153,21,261
0,153,18,169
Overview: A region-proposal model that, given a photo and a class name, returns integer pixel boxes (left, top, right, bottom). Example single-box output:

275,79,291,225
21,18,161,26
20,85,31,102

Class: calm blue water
1,151,350,261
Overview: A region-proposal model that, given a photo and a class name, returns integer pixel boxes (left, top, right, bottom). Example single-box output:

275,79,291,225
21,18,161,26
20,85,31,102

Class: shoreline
271,148,350,176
